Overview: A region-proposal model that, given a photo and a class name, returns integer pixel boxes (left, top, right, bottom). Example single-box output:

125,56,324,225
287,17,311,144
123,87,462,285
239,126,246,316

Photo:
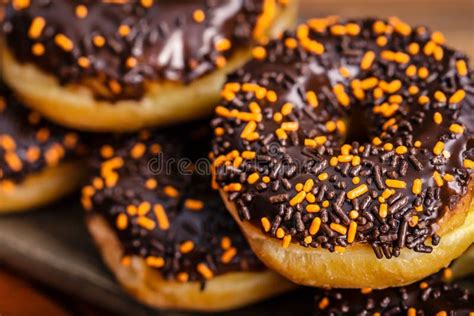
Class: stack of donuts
1,0,473,314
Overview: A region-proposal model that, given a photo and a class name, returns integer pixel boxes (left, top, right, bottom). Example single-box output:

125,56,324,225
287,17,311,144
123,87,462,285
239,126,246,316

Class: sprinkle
282,235,292,248
306,204,321,213
28,17,45,39
433,112,443,124
75,5,88,18
360,51,375,70
433,171,444,187
433,141,444,156
347,222,357,243
464,159,474,169
221,247,237,264
309,217,321,235
179,241,194,254
184,199,204,211
116,213,128,230
54,34,74,52
137,216,155,230
193,9,205,23
318,297,329,310
347,184,368,199
261,217,271,232
456,60,468,76
385,179,406,189
154,204,169,230
197,263,214,279
306,91,319,107
412,179,423,195
379,203,388,218
449,124,464,134
215,38,231,52
252,46,267,60
449,90,466,104
330,223,347,235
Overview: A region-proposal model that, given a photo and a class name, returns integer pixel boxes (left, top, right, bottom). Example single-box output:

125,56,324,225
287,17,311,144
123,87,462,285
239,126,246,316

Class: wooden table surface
0,0,473,315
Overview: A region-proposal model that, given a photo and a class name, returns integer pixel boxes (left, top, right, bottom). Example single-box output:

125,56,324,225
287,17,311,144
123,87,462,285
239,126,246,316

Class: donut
211,16,474,288
0,80,86,213
81,125,294,312
313,267,474,315
1,0,297,132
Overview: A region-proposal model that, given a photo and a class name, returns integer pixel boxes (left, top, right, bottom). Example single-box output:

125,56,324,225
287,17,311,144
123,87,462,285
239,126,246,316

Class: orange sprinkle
385,179,406,189
309,217,321,235
261,217,271,232
412,179,423,195
449,123,464,134
54,33,74,52
456,60,468,76
464,159,474,169
347,222,357,243
306,204,321,213
282,235,292,248
126,57,138,68
360,51,375,70
145,256,164,268
140,0,153,8
281,121,299,132
5,152,22,172
221,247,237,264
433,141,445,156
145,178,157,190
137,216,155,230
330,223,347,235
177,272,189,283
215,38,231,52
318,297,330,310
221,236,232,250
116,213,128,230
192,9,205,23
179,240,194,254
138,202,151,216
164,185,179,198
408,42,420,55
347,184,368,199
197,263,214,280
154,204,170,230
434,91,447,103
184,199,204,211
289,191,306,206
407,308,416,316
118,24,131,37
449,89,466,104
379,203,388,218
395,146,407,155
252,46,267,60
75,5,88,18
28,17,45,39
433,171,444,187
433,112,443,125
130,143,146,159
93,35,106,47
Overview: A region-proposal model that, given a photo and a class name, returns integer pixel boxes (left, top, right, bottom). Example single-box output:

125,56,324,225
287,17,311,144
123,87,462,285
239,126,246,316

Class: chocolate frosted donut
1,0,297,131
82,125,294,311
211,17,474,288
313,267,474,315
0,80,86,213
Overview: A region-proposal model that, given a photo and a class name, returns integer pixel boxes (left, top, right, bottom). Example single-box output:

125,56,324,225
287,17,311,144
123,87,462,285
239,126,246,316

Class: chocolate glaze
0,80,85,184
313,267,474,315
212,18,474,257
83,124,263,283
3,0,287,101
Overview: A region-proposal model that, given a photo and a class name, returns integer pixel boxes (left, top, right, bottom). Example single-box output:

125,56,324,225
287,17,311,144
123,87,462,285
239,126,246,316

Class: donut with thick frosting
211,17,474,288
313,267,474,315
82,125,294,311
0,80,86,213
1,0,297,131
